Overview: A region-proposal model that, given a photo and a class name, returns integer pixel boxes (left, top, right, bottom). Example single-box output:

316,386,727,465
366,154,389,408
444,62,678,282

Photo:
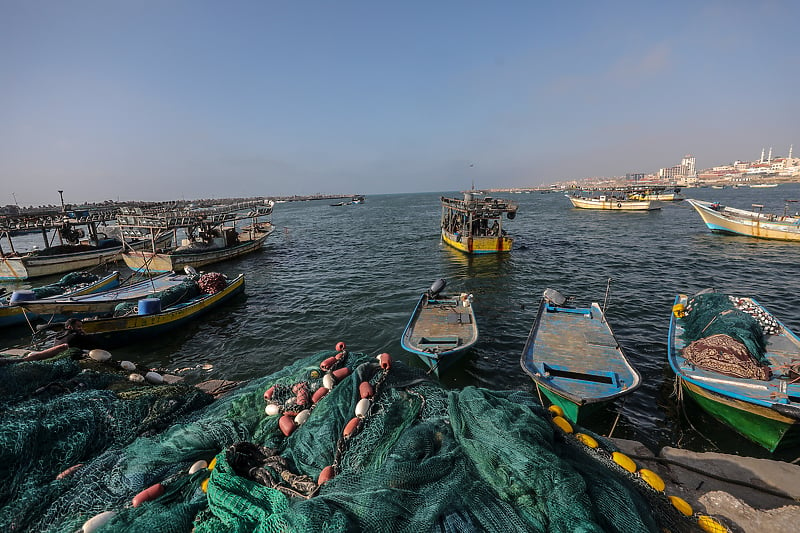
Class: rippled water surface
5,185,800,460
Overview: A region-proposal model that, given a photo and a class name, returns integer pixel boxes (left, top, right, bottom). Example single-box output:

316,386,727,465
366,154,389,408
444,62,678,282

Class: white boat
565,193,659,211
686,199,800,241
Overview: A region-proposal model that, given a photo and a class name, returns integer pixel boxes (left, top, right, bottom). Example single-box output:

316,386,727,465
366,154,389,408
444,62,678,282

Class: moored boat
628,187,684,201
14,271,191,320
440,192,518,253
686,198,800,241
119,200,274,273
0,271,121,328
68,272,245,348
520,288,641,424
400,279,478,376
565,192,659,211
668,291,800,451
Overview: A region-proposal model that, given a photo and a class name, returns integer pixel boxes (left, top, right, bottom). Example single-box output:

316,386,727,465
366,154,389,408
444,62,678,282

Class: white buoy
88,349,112,362
189,459,208,474
144,371,163,385
355,398,371,418
322,372,335,390
120,360,136,371
265,403,281,416
295,409,311,425
128,373,145,383
81,510,115,533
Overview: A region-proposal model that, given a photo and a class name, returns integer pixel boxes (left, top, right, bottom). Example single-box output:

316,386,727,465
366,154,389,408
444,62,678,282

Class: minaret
760,148,765,163
768,147,772,162
790,144,793,159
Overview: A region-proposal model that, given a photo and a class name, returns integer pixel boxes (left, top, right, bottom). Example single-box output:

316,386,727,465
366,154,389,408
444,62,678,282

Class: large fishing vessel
440,192,518,253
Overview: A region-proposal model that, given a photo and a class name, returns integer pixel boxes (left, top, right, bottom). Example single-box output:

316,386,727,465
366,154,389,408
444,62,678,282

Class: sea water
4,184,800,461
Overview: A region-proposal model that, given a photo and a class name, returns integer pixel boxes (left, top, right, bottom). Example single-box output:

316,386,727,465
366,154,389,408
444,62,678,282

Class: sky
2,1,799,206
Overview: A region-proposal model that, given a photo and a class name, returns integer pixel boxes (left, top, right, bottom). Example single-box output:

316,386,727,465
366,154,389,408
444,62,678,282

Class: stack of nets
0,348,694,532
682,292,769,365
197,272,228,294
29,271,100,299
113,280,202,316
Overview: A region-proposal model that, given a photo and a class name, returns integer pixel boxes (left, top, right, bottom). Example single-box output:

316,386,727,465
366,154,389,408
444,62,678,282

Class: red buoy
318,465,335,485
332,367,350,382
335,341,346,352
320,356,338,371
359,381,374,399
56,463,83,480
377,353,392,370
264,385,276,401
132,482,165,508
343,416,361,438
311,387,329,403
279,415,297,437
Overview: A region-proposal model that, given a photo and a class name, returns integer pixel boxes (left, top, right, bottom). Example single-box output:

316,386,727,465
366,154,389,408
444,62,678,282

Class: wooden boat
0,271,120,328
520,288,641,424
400,279,478,376
686,199,800,241
749,183,778,188
668,291,800,451
0,207,169,281
627,187,684,201
440,192,518,254
14,272,190,319
73,273,245,348
118,200,274,273
565,192,659,211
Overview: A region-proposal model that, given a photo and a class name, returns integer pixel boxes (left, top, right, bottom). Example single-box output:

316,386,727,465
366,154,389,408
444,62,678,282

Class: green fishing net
0,349,694,532
682,292,769,364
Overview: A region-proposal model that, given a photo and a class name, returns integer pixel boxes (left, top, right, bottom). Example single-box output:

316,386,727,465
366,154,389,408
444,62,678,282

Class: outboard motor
542,288,567,306
428,278,447,298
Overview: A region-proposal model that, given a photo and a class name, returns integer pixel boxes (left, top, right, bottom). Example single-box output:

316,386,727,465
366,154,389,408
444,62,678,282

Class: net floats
80,510,116,533
544,405,727,531
132,482,165,507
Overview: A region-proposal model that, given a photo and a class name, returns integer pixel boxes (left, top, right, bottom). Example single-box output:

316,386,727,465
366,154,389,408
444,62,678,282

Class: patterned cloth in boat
683,333,771,380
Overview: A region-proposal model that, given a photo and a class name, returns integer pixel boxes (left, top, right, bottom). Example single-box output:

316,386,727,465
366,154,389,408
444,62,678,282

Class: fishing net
682,292,769,365
113,280,202,316
0,348,698,533
30,271,100,299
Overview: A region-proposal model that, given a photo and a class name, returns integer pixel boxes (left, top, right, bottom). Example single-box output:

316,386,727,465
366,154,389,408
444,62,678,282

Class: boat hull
0,247,122,281
680,378,800,452
441,230,512,254
520,298,641,424
401,292,479,376
566,195,657,211
687,199,800,241
78,274,245,347
123,231,271,273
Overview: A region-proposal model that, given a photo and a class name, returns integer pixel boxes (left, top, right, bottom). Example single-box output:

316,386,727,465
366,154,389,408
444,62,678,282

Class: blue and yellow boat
668,291,800,451
440,192,518,254
520,288,641,424
0,271,120,328
76,273,245,348
401,279,478,376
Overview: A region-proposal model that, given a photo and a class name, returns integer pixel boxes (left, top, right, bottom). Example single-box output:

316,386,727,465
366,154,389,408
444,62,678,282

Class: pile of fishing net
113,280,202,316
0,347,696,533
29,271,100,299
197,272,228,294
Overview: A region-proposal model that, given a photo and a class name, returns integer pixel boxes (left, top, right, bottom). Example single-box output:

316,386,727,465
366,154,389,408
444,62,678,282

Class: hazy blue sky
2,1,798,205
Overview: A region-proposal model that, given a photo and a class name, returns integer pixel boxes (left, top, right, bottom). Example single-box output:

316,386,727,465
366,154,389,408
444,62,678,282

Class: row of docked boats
0,198,275,280
401,279,800,452
0,198,276,354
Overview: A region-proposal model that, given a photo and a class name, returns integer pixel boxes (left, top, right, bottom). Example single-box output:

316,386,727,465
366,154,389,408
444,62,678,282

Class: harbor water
4,184,800,462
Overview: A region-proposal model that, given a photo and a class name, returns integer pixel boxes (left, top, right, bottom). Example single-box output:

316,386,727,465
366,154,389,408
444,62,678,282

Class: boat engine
428,278,447,298
543,288,567,306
